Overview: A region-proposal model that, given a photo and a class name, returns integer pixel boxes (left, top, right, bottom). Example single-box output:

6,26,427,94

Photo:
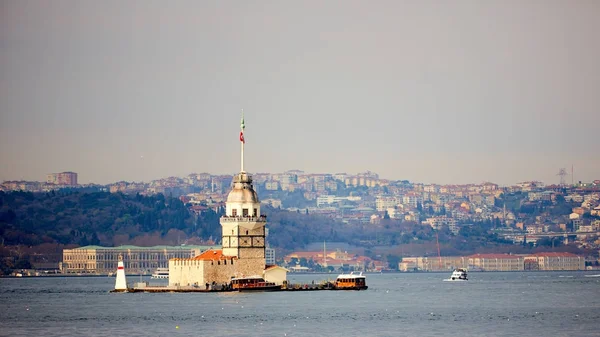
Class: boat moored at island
335,272,368,290
151,268,169,279
231,276,282,292
444,268,468,281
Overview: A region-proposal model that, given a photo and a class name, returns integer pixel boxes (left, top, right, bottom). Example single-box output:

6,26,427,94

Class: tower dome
226,172,259,204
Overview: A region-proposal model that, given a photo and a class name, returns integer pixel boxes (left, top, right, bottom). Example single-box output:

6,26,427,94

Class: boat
334,272,368,290
151,268,169,279
231,276,281,292
443,268,468,281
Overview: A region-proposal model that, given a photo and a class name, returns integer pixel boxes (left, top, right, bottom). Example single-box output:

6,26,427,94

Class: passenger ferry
231,276,281,292
334,272,368,290
443,268,468,281
151,268,169,279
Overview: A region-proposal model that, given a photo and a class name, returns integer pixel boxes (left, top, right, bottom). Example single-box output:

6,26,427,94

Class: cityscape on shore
2,170,600,265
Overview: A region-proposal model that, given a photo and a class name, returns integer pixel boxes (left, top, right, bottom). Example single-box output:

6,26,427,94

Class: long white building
61,245,212,274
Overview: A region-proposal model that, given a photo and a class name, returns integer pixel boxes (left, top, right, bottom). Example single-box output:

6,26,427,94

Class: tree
90,232,100,245
14,257,32,270
386,254,401,270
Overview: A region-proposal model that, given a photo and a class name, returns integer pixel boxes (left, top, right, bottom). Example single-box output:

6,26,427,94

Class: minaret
221,111,266,276
114,254,128,291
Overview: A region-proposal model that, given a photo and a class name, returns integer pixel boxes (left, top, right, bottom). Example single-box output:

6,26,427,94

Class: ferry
231,276,281,292
335,272,368,290
151,268,169,279
443,268,468,281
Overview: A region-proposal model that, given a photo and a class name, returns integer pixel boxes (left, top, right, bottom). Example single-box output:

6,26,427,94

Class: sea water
1,271,599,337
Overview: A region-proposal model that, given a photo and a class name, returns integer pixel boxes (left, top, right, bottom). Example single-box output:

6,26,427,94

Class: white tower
220,112,266,276
114,254,128,291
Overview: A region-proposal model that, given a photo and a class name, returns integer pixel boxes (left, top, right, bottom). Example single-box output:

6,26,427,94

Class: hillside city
1,170,600,274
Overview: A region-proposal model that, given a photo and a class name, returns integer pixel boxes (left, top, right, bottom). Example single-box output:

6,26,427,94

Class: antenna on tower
557,168,568,187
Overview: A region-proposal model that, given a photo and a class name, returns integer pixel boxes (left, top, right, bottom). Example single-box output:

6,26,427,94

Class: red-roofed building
169,249,239,287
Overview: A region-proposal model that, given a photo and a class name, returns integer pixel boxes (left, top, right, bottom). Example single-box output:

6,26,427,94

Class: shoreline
3,269,599,278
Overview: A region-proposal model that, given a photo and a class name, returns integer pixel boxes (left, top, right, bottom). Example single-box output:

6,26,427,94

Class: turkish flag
240,131,245,143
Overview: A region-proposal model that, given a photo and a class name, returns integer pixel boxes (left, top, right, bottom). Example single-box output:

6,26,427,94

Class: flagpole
240,109,245,173
241,139,244,173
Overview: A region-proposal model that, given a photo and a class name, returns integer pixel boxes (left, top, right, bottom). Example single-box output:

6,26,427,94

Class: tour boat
231,276,281,292
151,268,169,279
444,268,468,281
334,272,368,290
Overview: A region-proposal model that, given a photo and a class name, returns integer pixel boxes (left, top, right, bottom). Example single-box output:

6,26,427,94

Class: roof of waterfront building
468,253,523,259
74,245,219,251
530,252,580,257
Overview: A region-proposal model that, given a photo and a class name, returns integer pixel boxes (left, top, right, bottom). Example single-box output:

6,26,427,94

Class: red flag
240,131,245,143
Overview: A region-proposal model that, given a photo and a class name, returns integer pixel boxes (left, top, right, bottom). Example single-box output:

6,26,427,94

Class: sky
1,1,599,186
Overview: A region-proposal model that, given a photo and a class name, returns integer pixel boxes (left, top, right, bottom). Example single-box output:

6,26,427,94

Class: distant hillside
0,191,360,250
0,191,522,251
1,190,587,275
0,191,199,247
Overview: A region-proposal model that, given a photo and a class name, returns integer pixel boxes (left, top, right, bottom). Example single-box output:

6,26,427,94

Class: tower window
232,209,237,217
253,208,257,217
243,208,249,217
246,230,249,235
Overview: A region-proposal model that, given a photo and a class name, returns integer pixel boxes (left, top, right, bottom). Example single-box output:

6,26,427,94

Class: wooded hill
0,190,587,273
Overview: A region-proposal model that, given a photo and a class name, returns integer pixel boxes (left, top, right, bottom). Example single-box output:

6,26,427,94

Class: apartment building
47,172,78,185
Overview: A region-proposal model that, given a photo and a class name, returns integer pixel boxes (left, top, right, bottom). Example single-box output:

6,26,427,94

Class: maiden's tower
168,113,284,287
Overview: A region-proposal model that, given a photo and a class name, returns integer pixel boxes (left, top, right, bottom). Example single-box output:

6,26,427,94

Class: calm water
1,272,599,337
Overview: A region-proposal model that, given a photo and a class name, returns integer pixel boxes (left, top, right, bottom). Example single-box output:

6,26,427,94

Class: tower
220,111,266,276
557,168,568,186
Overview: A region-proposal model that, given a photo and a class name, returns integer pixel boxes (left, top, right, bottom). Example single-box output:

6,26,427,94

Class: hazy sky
1,1,599,186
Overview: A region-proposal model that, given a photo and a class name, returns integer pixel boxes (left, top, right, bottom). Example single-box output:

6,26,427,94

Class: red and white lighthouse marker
114,254,128,291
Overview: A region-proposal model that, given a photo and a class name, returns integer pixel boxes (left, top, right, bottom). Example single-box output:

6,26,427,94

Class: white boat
443,268,468,281
151,268,169,279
